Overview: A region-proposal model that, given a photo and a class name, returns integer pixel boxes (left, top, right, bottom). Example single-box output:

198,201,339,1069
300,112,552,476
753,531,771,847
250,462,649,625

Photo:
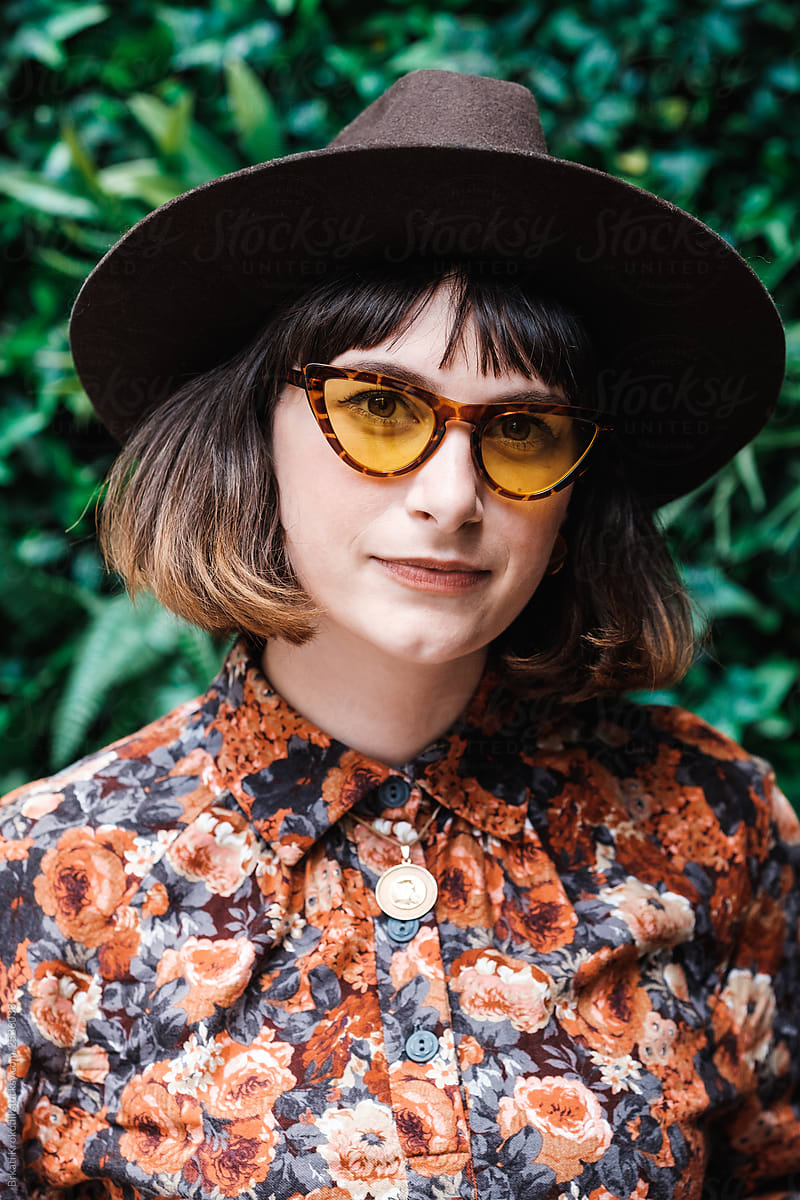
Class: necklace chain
348,802,441,854
348,798,442,920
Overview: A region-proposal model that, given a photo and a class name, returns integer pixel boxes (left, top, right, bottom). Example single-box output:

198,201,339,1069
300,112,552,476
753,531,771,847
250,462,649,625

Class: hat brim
69,143,785,504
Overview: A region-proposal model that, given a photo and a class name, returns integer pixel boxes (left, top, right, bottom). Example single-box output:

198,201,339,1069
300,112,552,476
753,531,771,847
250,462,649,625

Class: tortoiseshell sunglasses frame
283,364,610,501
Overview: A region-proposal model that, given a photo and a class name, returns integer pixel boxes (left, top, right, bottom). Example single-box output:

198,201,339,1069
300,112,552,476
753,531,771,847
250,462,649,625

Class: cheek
271,398,335,536
504,492,571,575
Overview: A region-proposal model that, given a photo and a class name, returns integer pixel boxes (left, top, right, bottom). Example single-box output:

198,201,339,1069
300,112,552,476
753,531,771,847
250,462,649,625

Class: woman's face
270,283,572,668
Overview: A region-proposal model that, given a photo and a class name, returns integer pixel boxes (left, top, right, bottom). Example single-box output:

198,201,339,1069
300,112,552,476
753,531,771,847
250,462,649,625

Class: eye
496,413,558,444
366,393,399,418
499,414,535,442
338,388,422,427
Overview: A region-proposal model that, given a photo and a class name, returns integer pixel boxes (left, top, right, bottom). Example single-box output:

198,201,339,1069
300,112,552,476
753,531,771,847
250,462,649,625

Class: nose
403,420,483,529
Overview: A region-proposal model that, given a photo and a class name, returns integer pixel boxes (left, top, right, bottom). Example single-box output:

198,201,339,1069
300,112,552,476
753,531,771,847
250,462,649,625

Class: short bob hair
99,259,695,703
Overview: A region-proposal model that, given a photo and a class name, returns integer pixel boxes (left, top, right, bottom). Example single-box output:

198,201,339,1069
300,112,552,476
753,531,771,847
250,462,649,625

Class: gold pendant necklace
348,804,440,920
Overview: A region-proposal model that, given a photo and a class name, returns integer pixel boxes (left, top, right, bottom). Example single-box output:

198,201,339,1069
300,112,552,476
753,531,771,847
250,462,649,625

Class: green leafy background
2,0,799,806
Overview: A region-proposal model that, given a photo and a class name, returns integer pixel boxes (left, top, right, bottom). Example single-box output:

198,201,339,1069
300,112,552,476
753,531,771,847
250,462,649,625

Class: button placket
352,806,471,1171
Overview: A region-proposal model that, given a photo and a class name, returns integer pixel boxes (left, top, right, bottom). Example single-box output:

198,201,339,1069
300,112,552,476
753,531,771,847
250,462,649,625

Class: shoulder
0,686,243,1023
0,690,229,939
1,690,220,838
571,695,799,871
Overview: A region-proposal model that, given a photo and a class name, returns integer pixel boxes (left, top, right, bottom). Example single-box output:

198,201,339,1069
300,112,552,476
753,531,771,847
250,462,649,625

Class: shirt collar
203,637,535,861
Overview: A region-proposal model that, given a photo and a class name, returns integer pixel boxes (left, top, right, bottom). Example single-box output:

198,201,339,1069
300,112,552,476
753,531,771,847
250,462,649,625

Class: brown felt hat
69,69,785,504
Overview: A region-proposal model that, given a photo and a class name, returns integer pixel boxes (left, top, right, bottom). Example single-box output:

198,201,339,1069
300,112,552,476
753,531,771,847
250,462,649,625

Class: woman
1,70,798,1200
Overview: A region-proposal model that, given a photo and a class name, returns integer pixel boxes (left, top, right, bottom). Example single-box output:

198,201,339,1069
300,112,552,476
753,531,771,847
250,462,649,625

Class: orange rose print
200,1026,296,1119
389,926,447,1017
118,1062,203,1175
457,1034,484,1067
288,1191,352,1200
498,1074,612,1182
29,961,101,1048
590,1181,650,1200
142,881,170,917
391,1075,459,1156
561,955,651,1057
0,833,33,861
70,1043,111,1084
302,992,382,1085
350,821,406,877
166,747,227,824
450,947,554,1034
1,937,32,1018
34,825,136,948
24,1097,109,1186
599,877,695,951
197,1114,278,1196
154,935,255,1023
712,968,776,1085
430,833,504,928
322,751,382,825
734,888,787,975
167,806,259,897
97,905,141,981
316,1099,406,1200
502,877,578,953
9,1041,31,1083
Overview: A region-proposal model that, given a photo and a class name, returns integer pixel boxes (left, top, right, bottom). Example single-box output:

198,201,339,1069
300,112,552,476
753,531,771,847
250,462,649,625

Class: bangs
260,261,597,410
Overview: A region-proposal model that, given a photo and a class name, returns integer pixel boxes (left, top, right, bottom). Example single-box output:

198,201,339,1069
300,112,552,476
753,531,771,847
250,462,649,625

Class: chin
370,626,489,666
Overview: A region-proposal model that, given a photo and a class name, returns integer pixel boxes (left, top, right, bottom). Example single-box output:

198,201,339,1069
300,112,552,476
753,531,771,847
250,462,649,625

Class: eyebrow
341,357,566,406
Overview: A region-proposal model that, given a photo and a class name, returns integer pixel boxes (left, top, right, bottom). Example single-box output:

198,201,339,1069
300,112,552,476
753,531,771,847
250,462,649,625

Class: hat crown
328,69,549,155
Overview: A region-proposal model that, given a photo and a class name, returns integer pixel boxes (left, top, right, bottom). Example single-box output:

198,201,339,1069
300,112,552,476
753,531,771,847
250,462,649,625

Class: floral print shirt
1,637,799,1200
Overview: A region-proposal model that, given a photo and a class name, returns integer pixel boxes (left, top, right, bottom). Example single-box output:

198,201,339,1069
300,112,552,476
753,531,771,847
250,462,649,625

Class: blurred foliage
1,0,799,802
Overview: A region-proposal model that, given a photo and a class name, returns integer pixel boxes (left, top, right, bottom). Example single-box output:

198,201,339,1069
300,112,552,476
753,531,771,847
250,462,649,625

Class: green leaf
129,92,195,158
0,547,97,631
683,564,780,632
0,410,49,460
10,26,64,69
96,159,185,206
44,5,109,44
733,445,766,511
50,594,186,766
60,120,100,194
35,247,96,279
695,661,798,741
225,57,285,162
650,148,714,194
0,167,97,219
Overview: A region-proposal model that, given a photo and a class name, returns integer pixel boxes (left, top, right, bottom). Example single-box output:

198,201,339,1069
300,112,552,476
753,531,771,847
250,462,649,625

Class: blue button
404,1028,439,1063
377,777,411,808
386,917,420,943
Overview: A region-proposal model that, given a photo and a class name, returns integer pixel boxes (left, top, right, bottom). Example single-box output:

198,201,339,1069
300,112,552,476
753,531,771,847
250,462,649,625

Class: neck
261,627,489,767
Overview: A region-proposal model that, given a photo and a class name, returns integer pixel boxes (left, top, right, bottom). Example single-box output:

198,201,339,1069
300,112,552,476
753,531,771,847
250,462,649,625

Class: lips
378,557,488,572
372,556,490,593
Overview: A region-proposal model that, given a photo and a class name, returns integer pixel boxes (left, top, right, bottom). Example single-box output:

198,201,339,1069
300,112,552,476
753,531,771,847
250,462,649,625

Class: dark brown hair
99,260,695,701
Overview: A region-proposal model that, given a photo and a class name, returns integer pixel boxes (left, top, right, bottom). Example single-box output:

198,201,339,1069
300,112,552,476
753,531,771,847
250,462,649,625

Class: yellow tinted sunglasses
283,364,609,500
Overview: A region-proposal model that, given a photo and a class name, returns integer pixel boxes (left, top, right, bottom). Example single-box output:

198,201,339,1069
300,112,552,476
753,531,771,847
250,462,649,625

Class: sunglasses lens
480,411,597,496
323,379,435,471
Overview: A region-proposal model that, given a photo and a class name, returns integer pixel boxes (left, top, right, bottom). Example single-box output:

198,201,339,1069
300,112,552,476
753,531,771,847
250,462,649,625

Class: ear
545,531,568,576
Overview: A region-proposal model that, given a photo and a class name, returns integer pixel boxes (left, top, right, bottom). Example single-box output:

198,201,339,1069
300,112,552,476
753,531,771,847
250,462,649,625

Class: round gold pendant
375,862,438,920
